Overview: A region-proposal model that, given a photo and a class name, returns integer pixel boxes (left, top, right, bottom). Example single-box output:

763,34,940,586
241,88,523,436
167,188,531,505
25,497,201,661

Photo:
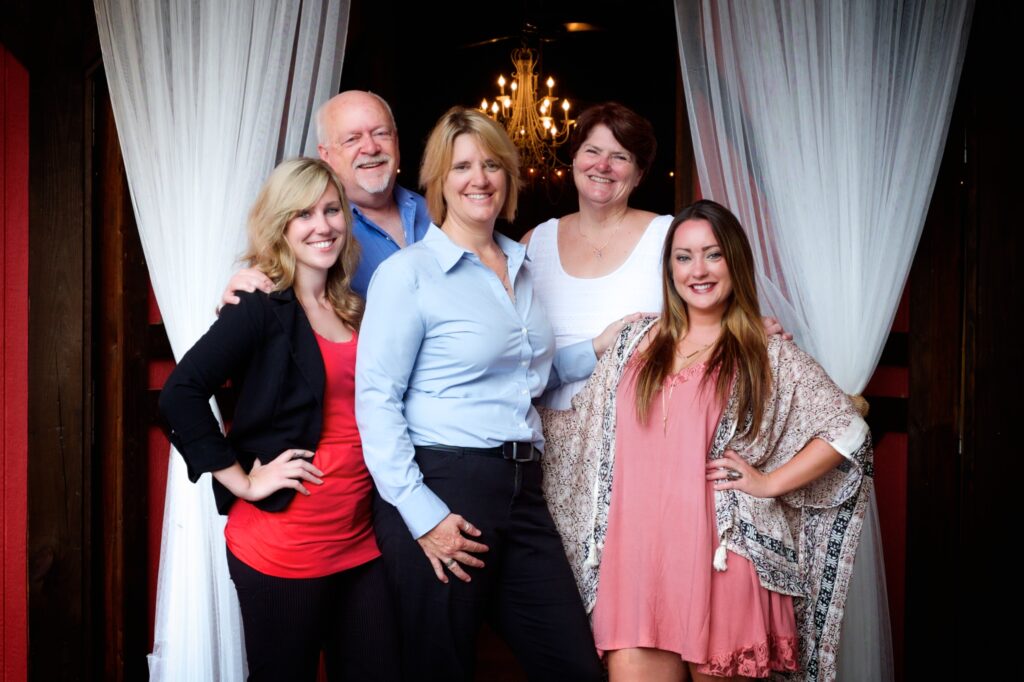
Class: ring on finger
444,558,457,569
726,469,743,481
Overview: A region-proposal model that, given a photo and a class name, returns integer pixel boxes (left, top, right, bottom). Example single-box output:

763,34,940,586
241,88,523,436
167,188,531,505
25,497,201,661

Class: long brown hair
243,158,363,330
634,200,770,435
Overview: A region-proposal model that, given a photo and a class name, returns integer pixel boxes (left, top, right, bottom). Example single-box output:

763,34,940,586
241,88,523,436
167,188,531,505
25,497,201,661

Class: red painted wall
147,287,172,646
0,43,29,682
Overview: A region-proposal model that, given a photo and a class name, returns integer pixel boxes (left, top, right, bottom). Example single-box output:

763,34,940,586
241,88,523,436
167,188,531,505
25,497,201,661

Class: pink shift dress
591,360,800,678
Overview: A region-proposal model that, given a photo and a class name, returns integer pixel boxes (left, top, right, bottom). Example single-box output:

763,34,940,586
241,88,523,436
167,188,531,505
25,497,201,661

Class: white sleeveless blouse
526,214,672,408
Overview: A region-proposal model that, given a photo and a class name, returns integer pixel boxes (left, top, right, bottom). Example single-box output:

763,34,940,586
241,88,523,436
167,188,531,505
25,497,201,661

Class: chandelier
479,48,574,178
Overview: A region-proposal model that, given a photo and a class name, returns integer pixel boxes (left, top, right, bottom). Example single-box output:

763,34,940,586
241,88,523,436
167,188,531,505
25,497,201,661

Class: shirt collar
350,184,413,222
392,184,417,209
421,224,527,275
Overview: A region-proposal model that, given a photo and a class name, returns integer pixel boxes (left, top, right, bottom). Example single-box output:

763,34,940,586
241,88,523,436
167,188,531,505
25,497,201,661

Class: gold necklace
661,340,714,433
676,343,710,362
576,217,622,259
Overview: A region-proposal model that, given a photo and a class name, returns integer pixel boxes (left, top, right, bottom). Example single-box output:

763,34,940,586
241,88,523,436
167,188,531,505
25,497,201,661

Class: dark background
339,0,682,236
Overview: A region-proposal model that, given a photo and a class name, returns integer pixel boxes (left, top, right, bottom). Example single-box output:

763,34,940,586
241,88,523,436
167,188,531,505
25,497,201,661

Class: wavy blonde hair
242,158,362,329
634,200,770,435
419,106,522,226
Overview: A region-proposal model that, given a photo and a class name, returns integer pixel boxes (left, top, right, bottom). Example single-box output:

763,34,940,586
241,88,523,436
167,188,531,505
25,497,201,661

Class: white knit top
526,214,672,408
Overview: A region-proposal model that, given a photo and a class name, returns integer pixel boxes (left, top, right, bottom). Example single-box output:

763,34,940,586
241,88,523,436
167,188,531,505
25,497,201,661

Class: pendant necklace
577,218,622,259
661,342,712,434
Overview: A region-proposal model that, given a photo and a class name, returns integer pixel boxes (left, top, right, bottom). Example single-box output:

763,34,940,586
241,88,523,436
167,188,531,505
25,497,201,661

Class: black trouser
226,551,401,681
373,446,603,682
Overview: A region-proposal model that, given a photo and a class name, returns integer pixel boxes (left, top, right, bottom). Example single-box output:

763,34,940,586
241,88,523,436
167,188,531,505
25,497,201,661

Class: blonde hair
419,106,522,225
242,158,363,329
634,201,770,435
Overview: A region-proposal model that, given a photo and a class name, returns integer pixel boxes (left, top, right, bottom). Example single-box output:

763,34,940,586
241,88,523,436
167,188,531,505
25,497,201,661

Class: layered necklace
661,336,717,434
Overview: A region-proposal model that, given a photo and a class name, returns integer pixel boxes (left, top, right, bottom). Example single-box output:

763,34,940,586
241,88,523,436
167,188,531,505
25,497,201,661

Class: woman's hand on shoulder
217,268,273,313
416,513,489,584
592,312,646,357
706,449,777,498
214,449,323,502
761,316,793,341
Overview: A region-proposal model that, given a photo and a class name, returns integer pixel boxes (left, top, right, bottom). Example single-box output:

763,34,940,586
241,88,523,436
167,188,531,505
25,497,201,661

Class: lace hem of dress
695,634,800,678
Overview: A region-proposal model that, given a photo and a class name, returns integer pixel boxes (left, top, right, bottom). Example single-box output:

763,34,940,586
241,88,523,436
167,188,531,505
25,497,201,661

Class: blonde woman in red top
160,158,399,681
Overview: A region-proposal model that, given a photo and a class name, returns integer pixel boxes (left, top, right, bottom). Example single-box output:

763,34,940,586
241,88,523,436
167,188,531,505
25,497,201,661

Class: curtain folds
93,1,349,678
674,0,972,680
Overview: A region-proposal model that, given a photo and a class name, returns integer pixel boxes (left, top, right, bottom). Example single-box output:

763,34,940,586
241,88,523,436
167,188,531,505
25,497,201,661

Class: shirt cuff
553,339,598,385
396,484,451,539
830,414,870,459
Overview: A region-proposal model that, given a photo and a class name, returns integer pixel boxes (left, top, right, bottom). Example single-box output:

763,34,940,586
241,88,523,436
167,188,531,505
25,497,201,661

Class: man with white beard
315,90,431,296
223,90,431,300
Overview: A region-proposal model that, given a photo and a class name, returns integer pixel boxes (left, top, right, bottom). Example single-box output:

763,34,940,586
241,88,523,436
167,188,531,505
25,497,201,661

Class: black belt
417,442,541,463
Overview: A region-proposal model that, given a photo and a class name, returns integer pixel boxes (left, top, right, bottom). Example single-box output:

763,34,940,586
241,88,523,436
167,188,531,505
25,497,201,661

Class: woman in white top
525,103,784,408
523,102,671,408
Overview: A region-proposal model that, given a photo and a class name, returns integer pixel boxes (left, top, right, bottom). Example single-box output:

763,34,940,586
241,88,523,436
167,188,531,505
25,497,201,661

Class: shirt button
521,327,528,335
520,360,528,367
521,389,528,395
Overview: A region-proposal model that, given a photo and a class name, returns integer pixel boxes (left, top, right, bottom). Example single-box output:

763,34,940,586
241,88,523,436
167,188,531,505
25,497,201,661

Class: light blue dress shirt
350,185,432,298
355,225,597,538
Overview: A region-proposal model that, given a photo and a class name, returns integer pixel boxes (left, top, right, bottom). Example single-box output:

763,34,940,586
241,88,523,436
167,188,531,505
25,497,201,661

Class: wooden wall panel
906,1,1019,674
24,0,99,678
93,76,150,682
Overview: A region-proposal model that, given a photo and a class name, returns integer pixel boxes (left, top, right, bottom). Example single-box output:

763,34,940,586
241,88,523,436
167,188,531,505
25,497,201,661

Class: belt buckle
505,441,535,463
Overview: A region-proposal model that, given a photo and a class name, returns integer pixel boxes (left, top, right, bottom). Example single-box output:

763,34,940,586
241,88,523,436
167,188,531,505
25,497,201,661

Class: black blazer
159,289,327,515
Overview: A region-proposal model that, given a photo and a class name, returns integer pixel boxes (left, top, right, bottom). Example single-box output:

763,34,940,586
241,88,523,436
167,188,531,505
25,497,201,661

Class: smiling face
317,92,398,209
572,123,641,210
441,133,507,232
670,218,733,322
284,183,347,280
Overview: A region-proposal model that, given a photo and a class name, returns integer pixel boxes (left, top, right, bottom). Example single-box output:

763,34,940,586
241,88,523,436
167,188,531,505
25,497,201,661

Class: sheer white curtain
93,1,349,678
674,0,972,680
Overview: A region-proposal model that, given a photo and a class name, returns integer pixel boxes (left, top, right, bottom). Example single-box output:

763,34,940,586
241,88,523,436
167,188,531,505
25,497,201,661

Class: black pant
373,447,603,682
226,551,401,681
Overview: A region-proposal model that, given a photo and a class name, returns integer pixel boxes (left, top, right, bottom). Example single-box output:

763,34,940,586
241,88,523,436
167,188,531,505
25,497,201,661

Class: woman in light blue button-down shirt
355,107,621,680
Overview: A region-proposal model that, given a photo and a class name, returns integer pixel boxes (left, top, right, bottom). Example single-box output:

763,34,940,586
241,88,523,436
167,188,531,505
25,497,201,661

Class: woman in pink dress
541,200,872,682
